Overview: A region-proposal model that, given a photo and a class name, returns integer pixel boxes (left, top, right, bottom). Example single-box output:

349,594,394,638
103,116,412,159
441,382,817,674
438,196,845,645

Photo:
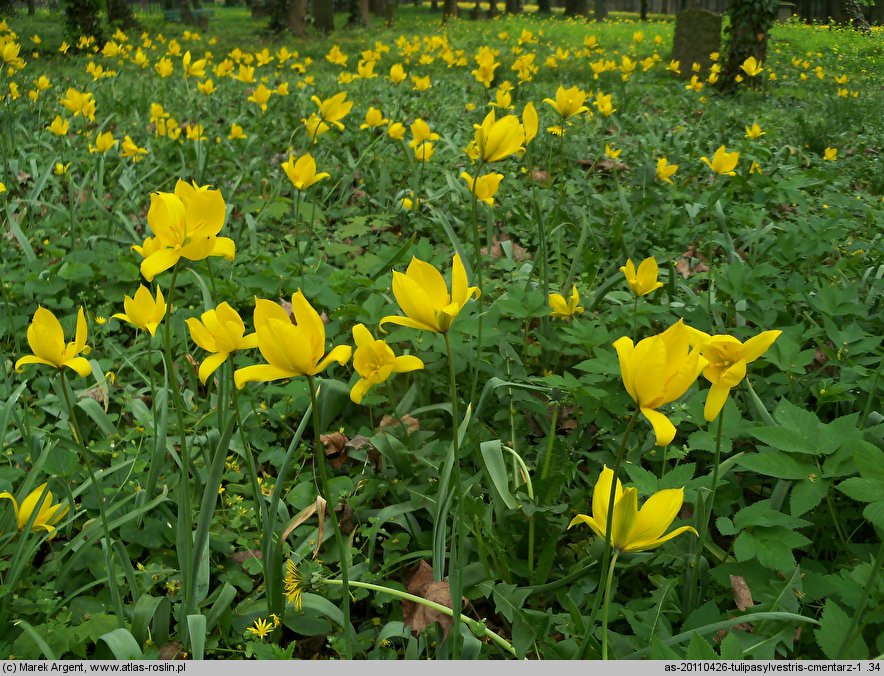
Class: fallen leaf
281,495,327,559
730,575,755,611
158,642,185,660
378,414,420,435
231,549,262,571
321,431,349,469
402,560,464,638
676,245,709,279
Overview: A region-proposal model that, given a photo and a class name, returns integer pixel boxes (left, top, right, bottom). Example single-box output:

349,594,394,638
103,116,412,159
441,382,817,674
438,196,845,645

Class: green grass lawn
0,5,882,660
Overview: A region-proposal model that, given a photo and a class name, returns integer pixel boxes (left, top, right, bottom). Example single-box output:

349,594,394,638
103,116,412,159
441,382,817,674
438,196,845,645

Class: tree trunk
487,0,497,15
27,0,36,16
347,0,369,23
504,0,521,13
565,0,587,14
63,0,105,42
314,0,335,30
107,0,139,28
536,0,551,12
286,0,307,35
720,0,776,92
442,0,457,19
838,0,870,30
593,0,606,20
369,0,383,13
640,0,648,19
430,0,438,11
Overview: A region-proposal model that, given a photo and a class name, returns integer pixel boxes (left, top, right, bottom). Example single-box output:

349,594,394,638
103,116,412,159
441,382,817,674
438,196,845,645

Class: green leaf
686,633,719,659
480,440,518,510
186,614,206,660
790,478,828,516
719,631,745,659
737,452,811,479
814,599,868,659
862,501,884,529
97,628,143,659
837,477,883,503
749,427,815,455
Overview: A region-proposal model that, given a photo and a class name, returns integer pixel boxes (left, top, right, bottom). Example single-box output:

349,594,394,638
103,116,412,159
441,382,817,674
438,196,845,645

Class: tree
63,0,104,42
504,0,522,13
347,0,369,25
640,0,648,20
594,0,607,20
107,0,139,28
442,0,458,20
565,0,588,15
720,0,776,92
314,0,334,31
536,0,551,12
837,0,871,31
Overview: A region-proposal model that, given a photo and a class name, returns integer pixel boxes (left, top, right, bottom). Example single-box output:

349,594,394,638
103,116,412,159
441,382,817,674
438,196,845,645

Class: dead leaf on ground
481,233,529,263
81,382,109,410
402,560,464,638
676,245,709,279
281,495,327,559
730,574,755,611
377,414,420,435
158,642,185,660
321,431,350,469
230,549,262,571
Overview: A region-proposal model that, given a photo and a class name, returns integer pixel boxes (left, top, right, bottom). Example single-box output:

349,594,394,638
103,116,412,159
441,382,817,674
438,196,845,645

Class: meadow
0,5,882,660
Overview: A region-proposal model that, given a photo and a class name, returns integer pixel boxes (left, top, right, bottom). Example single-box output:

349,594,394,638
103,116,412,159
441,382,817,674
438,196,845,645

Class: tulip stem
59,373,125,628
444,332,465,659
690,408,725,613
577,409,639,659
631,297,638,342
601,550,620,660
307,376,355,659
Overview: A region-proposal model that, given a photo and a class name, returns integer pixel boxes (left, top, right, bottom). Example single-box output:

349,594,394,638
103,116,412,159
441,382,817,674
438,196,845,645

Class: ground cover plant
0,5,882,660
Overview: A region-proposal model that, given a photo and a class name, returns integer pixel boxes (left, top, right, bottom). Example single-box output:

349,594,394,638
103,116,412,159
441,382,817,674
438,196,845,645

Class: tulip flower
186,302,259,383
620,257,663,297
823,147,837,161
120,135,148,162
413,142,435,163
613,320,708,445
247,84,273,112
302,113,330,142
388,63,407,84
380,254,480,334
740,56,763,77
408,118,440,149
594,92,616,117
228,123,247,140
699,330,781,421
349,324,424,404
0,483,69,538
361,107,390,130
88,131,117,154
744,123,765,140
522,101,538,146
182,50,206,79
133,180,235,283
543,85,589,119
112,285,166,336
48,115,69,135
461,172,504,206
60,88,96,121
656,157,678,184
234,292,351,388
310,92,352,130
473,110,526,163
568,466,697,552
15,307,92,377
387,122,406,140
282,153,329,191
604,144,621,160
701,145,739,176
548,285,584,320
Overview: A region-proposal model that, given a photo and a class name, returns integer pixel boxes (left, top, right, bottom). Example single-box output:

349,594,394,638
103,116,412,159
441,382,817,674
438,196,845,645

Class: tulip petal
186,317,218,352
391,354,424,374
210,236,236,261
703,382,731,422
290,290,326,358
741,330,781,364
198,351,228,384
405,257,450,309
631,336,667,408
568,514,606,539
379,314,438,334
450,253,480,307
625,524,698,552
611,487,639,549
390,272,440,332
641,406,677,446
140,249,181,282
14,355,58,372
234,364,295,388
27,307,64,362
349,377,372,404
64,357,92,377
313,344,352,375
629,488,684,545
592,465,622,528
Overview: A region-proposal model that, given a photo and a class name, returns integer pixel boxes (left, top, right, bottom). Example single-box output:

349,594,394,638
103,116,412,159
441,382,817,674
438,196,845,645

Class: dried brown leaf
158,642,185,660
321,431,349,469
281,495,327,560
378,414,420,435
402,561,463,638
230,549,262,571
730,575,755,611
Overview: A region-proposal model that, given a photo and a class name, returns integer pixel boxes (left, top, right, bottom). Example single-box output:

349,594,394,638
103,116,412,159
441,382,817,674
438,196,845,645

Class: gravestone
671,9,722,78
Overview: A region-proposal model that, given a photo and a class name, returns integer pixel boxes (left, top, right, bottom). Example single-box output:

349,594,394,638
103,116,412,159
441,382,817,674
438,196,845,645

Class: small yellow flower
604,144,621,160
543,85,589,119
460,171,504,206
740,56,763,77
387,122,406,140
350,323,423,404
411,74,431,92
360,107,390,130
568,466,697,552
227,123,247,140
54,162,71,176
620,257,663,297
48,115,70,135
284,559,304,610
823,147,837,161
548,285,584,320
120,135,148,162
246,618,273,639
655,157,678,184
281,153,329,191
744,123,765,140
0,483,69,538
700,145,739,176
88,130,116,154
95,316,107,325
15,307,92,377
112,285,166,336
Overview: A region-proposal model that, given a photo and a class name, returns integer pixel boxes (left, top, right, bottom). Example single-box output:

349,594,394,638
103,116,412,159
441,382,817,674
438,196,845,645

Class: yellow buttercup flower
473,110,526,163
698,330,781,421
15,306,92,377
740,56,763,77
380,254,480,334
133,180,235,282
656,157,678,184
461,171,503,206
0,483,69,538
234,292,351,388
620,257,663,297
701,145,739,176
568,466,697,552
282,153,329,191
350,323,423,404
548,285,584,320
612,320,708,446
112,285,166,336
186,302,259,383
543,85,589,119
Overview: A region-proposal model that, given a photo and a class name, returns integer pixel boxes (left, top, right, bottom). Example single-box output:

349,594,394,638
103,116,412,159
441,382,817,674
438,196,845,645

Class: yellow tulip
234,292,352,387
349,323,424,404
282,153,329,191
522,101,538,146
408,118,440,149
133,180,235,283
701,145,739,176
302,113,330,143
413,141,435,163
60,88,95,121
182,50,206,79
227,123,247,140
548,285,584,320
543,85,589,119
740,56,763,77
698,330,781,421
311,92,352,130
656,157,678,184
120,135,148,162
388,63,407,84
361,107,390,130
88,130,116,154
47,115,69,135
247,83,272,112
568,466,697,552
15,307,92,377
620,257,663,297
594,92,616,117
461,171,504,206
823,147,837,161
604,144,621,159
112,285,166,336
380,254,480,334
473,110,526,163
744,123,765,140
0,483,69,538
186,302,259,383
613,320,708,445
387,122,406,140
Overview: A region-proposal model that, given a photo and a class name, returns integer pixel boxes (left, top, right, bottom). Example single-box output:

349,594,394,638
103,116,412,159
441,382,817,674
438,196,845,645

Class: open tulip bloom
350,324,424,404
234,291,351,388
0,482,70,538
15,306,92,377
380,254,481,334
620,257,663,297
569,466,697,552
112,285,166,336
613,320,708,446
186,302,259,384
